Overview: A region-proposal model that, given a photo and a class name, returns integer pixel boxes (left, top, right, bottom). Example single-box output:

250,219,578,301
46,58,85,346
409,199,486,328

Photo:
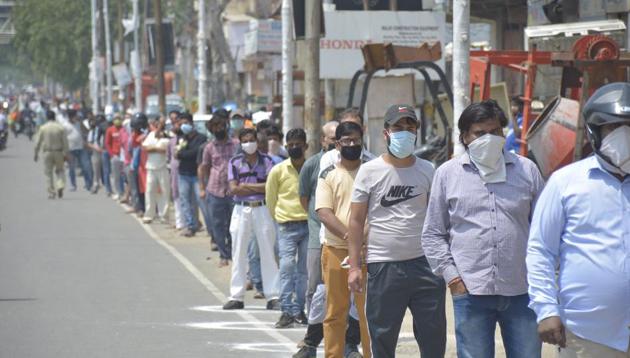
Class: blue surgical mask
181,123,193,135
388,131,416,158
230,119,244,130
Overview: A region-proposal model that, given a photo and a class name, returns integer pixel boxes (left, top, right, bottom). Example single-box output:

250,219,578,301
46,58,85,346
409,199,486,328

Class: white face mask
467,134,507,183
268,139,280,156
242,141,258,155
600,125,630,174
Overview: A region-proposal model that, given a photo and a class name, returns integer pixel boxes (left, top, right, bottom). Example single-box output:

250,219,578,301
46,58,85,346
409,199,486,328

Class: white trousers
145,168,170,220
173,198,184,229
229,204,279,301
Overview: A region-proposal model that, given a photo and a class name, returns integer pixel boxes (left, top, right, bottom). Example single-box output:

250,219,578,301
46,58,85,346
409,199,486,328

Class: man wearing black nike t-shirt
347,104,446,358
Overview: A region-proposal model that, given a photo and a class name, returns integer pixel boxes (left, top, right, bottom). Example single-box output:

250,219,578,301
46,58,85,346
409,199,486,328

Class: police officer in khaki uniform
34,110,69,199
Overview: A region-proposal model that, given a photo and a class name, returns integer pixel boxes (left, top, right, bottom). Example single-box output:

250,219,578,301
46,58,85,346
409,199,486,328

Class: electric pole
304,1,321,155
91,0,100,114
154,0,166,115
197,0,207,114
132,0,142,112
453,0,470,156
281,0,293,136
103,0,114,110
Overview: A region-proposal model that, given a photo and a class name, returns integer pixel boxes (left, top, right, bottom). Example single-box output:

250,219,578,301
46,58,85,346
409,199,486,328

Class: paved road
0,135,555,357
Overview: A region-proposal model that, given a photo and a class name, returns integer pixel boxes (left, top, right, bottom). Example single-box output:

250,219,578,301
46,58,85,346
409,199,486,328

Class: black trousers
366,256,447,358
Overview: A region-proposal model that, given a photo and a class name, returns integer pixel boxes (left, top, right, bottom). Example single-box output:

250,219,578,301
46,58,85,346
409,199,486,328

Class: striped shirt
228,151,274,202
421,151,544,295
200,138,238,197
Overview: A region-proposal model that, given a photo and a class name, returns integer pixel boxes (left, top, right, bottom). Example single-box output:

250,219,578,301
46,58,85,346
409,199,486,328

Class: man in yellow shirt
34,110,69,199
316,122,371,358
265,128,309,329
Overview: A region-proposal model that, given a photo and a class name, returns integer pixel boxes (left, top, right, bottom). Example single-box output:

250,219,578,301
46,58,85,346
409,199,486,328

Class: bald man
299,120,339,310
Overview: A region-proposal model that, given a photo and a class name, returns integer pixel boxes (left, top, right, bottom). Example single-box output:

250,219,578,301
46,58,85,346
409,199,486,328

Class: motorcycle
24,118,35,141
0,129,8,151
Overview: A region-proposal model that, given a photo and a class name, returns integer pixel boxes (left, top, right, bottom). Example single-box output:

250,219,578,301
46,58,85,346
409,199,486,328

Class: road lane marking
130,215,296,348
184,321,305,331
190,305,279,314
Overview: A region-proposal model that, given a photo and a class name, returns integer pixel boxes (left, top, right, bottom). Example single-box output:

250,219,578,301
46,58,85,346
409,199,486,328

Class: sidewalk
143,207,557,357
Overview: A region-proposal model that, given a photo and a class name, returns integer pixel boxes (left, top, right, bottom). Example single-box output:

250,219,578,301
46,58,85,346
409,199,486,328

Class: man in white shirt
142,117,171,223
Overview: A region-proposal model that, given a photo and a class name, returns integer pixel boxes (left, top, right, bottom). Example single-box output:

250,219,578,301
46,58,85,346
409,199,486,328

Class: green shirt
299,151,324,248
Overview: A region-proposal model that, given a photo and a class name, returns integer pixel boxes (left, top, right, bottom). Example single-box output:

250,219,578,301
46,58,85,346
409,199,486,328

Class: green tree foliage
12,0,91,90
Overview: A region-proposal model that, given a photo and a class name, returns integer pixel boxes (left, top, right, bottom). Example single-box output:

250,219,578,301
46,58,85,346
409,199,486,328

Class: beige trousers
43,151,65,194
559,329,629,358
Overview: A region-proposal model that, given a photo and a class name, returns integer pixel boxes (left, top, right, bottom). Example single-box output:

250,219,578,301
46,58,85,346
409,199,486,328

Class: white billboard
320,10,446,79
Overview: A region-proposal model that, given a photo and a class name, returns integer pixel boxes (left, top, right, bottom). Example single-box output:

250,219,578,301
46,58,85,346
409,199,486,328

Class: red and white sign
320,10,446,79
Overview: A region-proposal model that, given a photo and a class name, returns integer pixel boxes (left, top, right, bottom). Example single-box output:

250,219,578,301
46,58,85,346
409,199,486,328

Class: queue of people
29,82,630,358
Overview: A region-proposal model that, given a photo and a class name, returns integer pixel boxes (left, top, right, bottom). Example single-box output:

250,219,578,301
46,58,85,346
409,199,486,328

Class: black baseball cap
384,104,418,126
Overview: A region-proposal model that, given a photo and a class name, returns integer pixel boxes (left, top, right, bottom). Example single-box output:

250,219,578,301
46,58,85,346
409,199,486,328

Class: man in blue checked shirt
422,100,545,358
527,83,630,357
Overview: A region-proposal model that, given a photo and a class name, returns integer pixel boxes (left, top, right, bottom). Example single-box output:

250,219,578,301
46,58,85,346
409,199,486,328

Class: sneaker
210,242,219,251
253,291,265,299
222,300,244,310
112,194,119,200
294,311,308,325
344,344,362,358
266,299,280,310
142,217,153,224
292,346,316,358
275,312,295,329
245,280,254,291
57,188,63,199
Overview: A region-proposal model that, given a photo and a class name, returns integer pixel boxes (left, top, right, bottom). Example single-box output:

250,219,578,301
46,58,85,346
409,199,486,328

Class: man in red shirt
105,116,126,200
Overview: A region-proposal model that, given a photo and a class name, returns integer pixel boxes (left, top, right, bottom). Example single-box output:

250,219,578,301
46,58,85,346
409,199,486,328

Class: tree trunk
207,0,245,108
304,0,321,156
117,0,125,63
154,0,166,114
209,43,226,107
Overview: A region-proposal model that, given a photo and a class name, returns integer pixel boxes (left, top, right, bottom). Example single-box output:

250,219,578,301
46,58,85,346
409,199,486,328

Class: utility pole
281,0,293,136
91,0,99,114
154,0,166,115
103,0,114,110
323,0,334,121
197,0,207,114
132,0,142,112
304,0,321,156
453,0,470,156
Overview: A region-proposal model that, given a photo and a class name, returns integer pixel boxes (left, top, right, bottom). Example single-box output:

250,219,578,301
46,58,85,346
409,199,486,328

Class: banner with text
320,11,446,79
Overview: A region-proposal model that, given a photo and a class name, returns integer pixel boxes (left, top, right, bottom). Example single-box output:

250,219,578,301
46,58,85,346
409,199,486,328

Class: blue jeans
205,193,233,260
277,221,308,316
178,174,200,231
101,151,112,194
453,293,541,358
248,235,263,292
68,149,93,190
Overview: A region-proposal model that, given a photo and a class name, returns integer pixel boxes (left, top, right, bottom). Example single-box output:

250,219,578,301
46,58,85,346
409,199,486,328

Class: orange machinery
469,35,630,176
